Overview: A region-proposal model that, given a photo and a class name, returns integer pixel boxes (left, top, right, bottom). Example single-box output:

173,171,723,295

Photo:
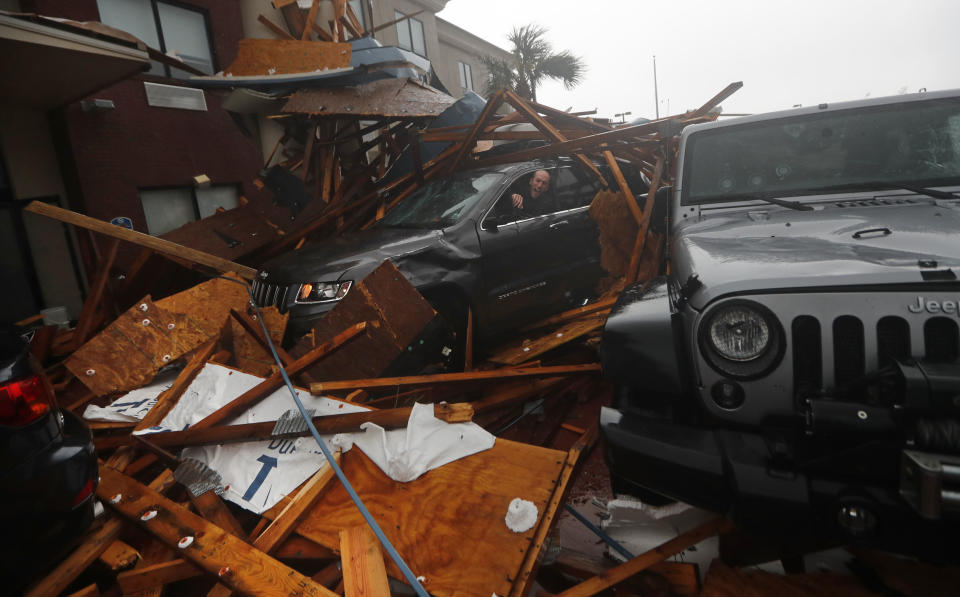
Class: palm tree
479,24,585,102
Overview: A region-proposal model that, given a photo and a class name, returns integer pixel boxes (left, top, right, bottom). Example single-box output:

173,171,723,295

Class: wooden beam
72,237,120,348
24,201,258,280
310,21,334,42
134,339,219,432
98,540,140,571
502,89,605,183
510,425,599,596
97,467,337,597
207,453,344,597
229,308,311,383
487,314,608,366
25,470,175,597
340,525,390,597
258,14,295,40
552,518,734,597
192,322,369,430
117,559,200,594
627,154,665,282
602,150,642,226
65,583,100,597
97,403,474,451
518,297,617,332
310,363,601,394
368,9,424,34
688,81,744,118
302,0,320,41
447,88,506,174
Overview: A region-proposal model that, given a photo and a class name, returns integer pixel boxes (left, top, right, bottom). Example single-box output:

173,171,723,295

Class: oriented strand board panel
284,78,455,117
296,439,566,597
589,190,638,279
230,307,289,376
155,274,250,337
225,39,351,76
65,297,209,396
160,207,283,262
294,260,436,381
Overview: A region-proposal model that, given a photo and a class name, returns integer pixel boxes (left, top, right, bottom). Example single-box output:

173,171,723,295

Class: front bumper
602,407,959,561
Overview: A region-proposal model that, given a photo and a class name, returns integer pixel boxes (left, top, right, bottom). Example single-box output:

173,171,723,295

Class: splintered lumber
229,307,306,377
116,559,200,594
72,238,120,348
224,39,351,76
98,540,140,571
590,189,640,280
65,297,210,396
97,403,474,450
510,424,599,597
293,261,436,381
135,338,219,432
228,307,290,377
23,201,257,280
65,584,99,597
189,321,368,430
553,518,735,597
519,297,617,332
688,81,744,118
487,313,609,366
207,454,342,597
448,88,506,173
630,154,666,282
25,470,175,597
700,559,876,597
258,14,295,40
293,439,567,597
97,466,337,597
340,525,390,597
602,151,642,226
310,363,601,393
154,274,256,338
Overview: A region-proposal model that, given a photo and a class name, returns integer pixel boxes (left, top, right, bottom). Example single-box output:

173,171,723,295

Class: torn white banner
82,370,177,422
136,363,368,514
332,401,496,483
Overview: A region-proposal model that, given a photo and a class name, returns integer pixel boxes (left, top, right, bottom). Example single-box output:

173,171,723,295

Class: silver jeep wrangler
601,88,960,560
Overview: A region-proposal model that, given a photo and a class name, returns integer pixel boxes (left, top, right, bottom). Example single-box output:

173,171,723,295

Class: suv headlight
699,301,783,379
296,280,352,304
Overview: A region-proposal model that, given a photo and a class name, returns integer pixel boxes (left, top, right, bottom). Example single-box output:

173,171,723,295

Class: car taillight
72,476,96,507
0,375,51,426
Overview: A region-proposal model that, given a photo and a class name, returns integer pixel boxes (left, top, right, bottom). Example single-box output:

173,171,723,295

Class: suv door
477,166,604,331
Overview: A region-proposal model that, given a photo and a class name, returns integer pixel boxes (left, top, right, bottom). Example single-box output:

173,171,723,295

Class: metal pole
653,55,659,119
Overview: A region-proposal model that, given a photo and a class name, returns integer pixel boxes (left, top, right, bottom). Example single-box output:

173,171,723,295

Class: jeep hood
674,202,960,309
261,226,443,283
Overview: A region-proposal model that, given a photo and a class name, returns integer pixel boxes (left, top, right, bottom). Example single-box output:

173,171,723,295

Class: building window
458,61,473,91
348,0,366,30
96,0,215,77
140,185,238,236
394,10,426,57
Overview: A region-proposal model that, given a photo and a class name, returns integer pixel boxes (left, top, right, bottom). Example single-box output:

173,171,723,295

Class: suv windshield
683,96,960,205
379,170,505,228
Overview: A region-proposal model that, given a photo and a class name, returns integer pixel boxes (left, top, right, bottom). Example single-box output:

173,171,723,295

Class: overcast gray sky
437,0,960,120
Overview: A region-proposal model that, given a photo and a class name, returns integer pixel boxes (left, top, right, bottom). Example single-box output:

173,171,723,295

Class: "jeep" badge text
908,296,959,315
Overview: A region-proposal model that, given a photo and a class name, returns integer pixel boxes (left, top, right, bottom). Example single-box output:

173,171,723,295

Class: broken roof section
0,10,149,108
283,77,455,118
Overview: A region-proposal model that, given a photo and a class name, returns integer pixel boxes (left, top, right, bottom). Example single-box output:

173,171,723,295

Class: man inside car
510,169,552,215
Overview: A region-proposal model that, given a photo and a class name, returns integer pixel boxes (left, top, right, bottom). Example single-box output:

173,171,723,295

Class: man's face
529,170,550,198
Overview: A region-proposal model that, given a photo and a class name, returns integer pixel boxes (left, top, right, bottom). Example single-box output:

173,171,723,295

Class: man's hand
511,193,524,208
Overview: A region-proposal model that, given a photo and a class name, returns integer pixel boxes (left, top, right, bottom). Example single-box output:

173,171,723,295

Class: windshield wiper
735,193,813,211
823,181,960,200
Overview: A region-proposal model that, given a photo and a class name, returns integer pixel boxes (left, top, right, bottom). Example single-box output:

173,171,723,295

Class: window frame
98,0,217,79
458,61,474,92
139,183,239,236
394,10,427,57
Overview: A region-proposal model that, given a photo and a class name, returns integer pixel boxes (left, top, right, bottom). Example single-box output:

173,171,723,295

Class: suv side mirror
482,216,502,231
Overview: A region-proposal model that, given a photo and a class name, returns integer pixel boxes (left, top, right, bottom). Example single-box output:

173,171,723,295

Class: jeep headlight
296,280,352,304
708,305,769,361
700,301,783,379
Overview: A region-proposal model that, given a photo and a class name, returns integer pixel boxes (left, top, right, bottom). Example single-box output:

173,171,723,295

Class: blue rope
227,277,428,596
564,503,636,561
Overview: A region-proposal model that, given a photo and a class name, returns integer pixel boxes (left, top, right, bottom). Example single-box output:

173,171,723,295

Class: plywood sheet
225,39,351,76
65,297,209,396
284,78,455,117
155,274,250,338
294,260,436,381
296,439,566,597
231,306,289,376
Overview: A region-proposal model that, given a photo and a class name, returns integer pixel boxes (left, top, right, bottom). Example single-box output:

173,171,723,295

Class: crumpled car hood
673,201,960,309
261,227,442,283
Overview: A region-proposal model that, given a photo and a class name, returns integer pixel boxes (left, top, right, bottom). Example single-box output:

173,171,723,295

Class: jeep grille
792,314,959,403
251,278,290,312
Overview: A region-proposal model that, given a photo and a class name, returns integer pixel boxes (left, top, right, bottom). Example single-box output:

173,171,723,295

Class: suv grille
251,278,291,312
793,314,960,403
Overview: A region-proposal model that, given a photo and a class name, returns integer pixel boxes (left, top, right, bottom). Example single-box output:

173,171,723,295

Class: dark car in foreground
0,325,98,586
253,159,637,344
601,89,960,561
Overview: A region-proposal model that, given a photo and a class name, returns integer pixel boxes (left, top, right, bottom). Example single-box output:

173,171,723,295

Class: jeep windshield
682,96,960,206
378,170,506,229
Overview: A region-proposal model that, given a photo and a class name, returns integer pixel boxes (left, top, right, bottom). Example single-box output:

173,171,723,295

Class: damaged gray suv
601,89,960,560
